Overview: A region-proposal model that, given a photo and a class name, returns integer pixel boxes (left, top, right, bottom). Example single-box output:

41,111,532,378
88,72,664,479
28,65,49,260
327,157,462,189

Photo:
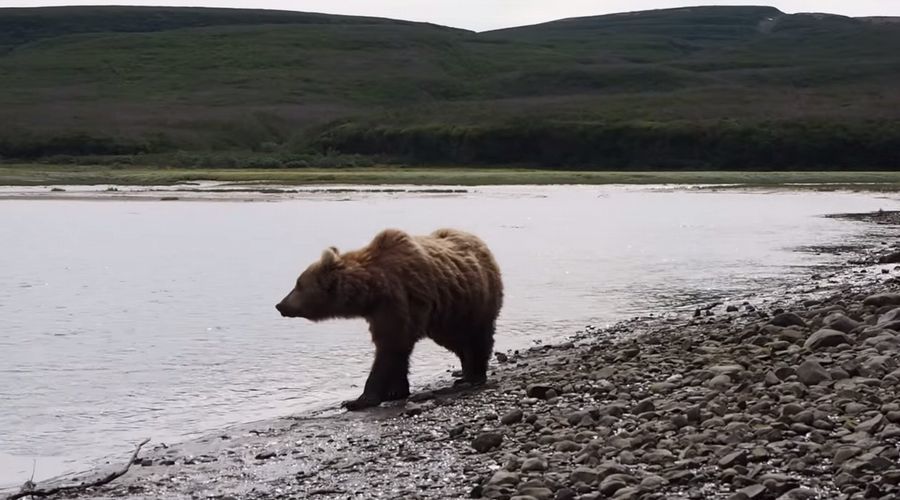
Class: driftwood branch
5,438,150,500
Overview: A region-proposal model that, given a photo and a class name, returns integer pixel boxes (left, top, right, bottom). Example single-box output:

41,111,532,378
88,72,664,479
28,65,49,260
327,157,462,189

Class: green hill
1,5,898,168
0,6,439,50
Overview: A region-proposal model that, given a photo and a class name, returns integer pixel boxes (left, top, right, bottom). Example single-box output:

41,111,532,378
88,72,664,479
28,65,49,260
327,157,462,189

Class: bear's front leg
382,364,410,402
343,346,412,411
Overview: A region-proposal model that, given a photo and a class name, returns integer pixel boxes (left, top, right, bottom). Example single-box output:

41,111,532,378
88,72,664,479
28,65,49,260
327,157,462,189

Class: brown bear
275,228,503,410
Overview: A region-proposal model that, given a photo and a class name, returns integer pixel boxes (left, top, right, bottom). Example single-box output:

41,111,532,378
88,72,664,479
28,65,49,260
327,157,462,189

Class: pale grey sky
3,1,898,31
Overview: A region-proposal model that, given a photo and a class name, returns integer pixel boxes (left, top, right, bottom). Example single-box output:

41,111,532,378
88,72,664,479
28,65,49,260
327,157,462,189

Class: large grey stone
857,413,885,434
521,457,548,472
804,329,851,350
526,384,556,399
770,312,807,328
570,467,599,484
879,307,900,326
879,251,900,264
735,484,766,499
599,474,634,496
472,432,503,452
501,409,524,425
863,293,900,307
824,313,862,334
797,359,831,385
487,470,520,487
518,488,553,500
719,450,748,468
707,374,733,391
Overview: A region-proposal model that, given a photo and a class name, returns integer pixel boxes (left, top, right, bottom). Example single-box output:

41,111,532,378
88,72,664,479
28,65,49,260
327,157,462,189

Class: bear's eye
322,274,338,293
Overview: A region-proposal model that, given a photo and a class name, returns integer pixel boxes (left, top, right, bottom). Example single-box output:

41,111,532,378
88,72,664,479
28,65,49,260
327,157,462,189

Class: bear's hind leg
458,323,495,386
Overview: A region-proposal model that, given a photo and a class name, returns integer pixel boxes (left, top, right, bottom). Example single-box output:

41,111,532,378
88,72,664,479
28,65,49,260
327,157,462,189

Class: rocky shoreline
5,211,900,500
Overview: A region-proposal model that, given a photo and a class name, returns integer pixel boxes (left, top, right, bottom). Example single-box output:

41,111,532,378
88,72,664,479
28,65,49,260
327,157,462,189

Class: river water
1,185,898,487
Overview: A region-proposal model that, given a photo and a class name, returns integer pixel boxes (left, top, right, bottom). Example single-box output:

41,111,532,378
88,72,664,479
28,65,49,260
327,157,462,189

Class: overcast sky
4,1,899,31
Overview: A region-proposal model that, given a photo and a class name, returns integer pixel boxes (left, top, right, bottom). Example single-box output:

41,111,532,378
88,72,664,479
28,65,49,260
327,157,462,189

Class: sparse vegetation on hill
1,5,898,169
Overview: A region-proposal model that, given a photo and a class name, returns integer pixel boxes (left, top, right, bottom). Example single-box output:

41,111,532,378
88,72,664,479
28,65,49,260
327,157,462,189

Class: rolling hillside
1,5,898,168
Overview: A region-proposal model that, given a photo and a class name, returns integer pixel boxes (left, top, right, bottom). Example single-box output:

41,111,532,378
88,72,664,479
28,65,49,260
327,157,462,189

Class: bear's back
419,228,503,307
361,227,502,312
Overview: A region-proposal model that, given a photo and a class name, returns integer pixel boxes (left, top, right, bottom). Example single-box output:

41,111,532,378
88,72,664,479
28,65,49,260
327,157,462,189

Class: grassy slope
0,6,899,167
3,165,900,188
0,5,437,50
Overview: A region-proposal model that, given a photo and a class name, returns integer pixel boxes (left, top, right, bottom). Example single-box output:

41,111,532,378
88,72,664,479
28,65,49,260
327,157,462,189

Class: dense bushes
0,131,151,159
313,119,900,169
4,120,898,170
10,150,383,169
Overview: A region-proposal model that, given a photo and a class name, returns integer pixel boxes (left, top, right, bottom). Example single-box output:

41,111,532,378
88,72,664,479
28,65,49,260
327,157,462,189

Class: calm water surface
1,185,898,486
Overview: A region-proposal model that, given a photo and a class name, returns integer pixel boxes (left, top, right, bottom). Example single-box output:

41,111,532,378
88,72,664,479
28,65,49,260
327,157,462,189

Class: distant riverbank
3,165,900,189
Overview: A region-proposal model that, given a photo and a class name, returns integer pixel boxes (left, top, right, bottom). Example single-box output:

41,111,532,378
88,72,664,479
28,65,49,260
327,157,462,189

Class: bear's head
275,247,371,321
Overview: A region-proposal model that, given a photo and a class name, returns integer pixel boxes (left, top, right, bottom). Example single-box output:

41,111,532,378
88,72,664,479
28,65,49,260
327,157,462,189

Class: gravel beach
5,211,900,500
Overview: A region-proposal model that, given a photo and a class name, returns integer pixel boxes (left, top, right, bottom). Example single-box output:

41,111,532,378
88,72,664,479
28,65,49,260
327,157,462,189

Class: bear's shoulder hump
369,228,412,251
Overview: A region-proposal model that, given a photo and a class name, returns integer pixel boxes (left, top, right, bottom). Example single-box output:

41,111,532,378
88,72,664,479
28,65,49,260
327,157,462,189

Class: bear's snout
276,297,305,318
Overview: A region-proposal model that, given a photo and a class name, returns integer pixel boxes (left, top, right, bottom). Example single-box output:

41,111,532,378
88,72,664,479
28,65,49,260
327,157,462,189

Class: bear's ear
320,246,341,267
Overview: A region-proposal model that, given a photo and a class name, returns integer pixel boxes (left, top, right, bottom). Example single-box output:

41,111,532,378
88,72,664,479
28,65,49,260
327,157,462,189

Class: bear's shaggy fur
276,228,503,410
